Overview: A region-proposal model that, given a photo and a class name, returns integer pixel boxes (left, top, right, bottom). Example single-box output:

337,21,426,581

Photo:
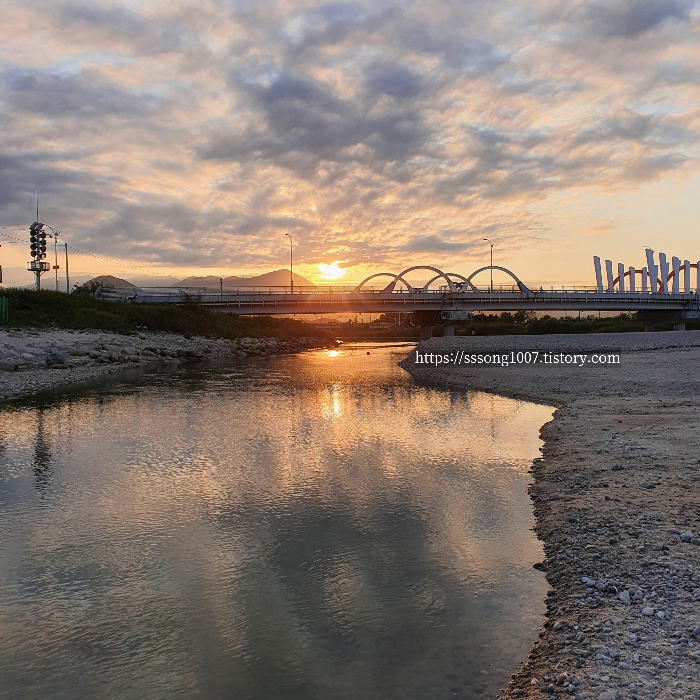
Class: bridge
101,251,699,333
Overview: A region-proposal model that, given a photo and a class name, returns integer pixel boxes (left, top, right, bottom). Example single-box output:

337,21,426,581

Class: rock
121,346,137,355
642,607,655,616
49,363,68,369
597,692,618,700
69,347,90,356
681,531,694,542
0,360,16,371
102,344,121,354
689,625,700,639
656,610,666,619
88,351,101,359
619,590,630,602
137,332,146,340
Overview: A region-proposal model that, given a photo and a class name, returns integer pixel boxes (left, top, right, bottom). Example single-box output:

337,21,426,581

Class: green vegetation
0,288,328,340
452,311,700,336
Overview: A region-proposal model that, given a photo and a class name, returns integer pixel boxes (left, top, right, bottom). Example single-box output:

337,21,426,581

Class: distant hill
173,269,314,288
87,275,138,288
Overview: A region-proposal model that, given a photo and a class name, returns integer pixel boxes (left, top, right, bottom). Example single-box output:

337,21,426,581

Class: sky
1,0,699,288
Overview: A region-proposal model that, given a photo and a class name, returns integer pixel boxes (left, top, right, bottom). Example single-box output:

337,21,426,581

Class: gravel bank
399,332,700,700
1,328,329,401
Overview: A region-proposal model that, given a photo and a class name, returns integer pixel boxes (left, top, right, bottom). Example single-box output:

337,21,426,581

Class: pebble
642,607,655,616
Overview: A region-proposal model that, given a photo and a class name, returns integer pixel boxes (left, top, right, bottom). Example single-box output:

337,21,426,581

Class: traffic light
29,222,46,260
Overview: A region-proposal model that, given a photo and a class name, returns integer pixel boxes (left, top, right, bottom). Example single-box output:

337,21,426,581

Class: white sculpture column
593,256,603,292
659,253,669,294
684,260,691,293
645,249,658,293
617,263,625,292
641,267,648,293
672,256,680,294
605,260,614,292
629,267,636,292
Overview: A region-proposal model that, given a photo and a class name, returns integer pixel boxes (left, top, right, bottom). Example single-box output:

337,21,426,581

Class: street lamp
483,238,494,291
285,233,294,294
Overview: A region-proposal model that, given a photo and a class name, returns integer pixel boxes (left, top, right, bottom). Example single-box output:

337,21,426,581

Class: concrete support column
645,324,655,332
442,325,455,337
674,322,686,332
421,325,433,340
696,262,700,293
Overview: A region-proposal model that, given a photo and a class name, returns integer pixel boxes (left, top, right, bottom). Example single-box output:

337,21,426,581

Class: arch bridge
101,261,700,323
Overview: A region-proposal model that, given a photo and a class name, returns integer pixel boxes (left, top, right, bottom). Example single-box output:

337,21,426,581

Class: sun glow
317,261,347,281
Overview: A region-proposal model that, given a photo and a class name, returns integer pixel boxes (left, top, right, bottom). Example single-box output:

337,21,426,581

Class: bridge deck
102,287,700,315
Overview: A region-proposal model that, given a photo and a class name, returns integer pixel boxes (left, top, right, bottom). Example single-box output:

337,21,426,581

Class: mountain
173,269,314,288
87,275,138,288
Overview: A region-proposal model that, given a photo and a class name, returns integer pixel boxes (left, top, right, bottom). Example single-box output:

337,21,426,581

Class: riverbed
0,344,552,700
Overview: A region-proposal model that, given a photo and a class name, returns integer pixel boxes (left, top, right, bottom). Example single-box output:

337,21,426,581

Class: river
0,343,552,700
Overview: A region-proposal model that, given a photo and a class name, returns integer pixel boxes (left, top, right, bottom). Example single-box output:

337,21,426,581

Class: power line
64,244,159,275
0,229,161,276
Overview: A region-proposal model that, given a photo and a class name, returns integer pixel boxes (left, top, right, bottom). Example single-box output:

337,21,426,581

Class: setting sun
317,261,347,281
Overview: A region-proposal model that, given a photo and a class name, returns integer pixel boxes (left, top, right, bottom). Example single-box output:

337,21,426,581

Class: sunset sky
1,0,699,287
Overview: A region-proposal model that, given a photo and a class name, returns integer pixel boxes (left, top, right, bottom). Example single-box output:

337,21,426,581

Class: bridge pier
644,324,655,333
415,311,443,341
443,325,455,337
674,322,686,332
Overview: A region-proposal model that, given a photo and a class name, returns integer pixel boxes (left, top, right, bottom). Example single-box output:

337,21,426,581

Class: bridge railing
100,285,699,299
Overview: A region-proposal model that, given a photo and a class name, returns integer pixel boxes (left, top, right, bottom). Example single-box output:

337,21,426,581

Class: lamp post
483,238,494,291
285,233,294,294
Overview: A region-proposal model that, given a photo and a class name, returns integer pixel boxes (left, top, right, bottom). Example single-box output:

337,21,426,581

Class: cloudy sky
1,0,699,287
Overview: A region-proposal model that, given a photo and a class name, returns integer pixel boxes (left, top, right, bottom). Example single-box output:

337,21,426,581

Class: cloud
572,0,694,40
0,0,698,278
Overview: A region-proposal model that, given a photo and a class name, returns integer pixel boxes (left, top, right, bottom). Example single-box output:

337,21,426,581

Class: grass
0,288,329,340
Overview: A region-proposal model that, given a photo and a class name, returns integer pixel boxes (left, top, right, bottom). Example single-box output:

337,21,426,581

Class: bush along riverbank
0,327,334,401
0,288,330,341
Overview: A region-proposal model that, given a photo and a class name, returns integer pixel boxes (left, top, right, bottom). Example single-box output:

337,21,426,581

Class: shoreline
1,328,330,402
399,332,700,700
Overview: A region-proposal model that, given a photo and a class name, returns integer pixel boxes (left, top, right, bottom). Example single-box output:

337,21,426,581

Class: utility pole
483,238,494,291
64,243,70,293
53,232,60,291
285,233,294,294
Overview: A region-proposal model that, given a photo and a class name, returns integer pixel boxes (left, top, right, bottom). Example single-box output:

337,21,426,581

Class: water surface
0,344,552,700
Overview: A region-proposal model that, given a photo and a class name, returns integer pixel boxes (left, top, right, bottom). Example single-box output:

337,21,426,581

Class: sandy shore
399,332,700,700
1,328,328,401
